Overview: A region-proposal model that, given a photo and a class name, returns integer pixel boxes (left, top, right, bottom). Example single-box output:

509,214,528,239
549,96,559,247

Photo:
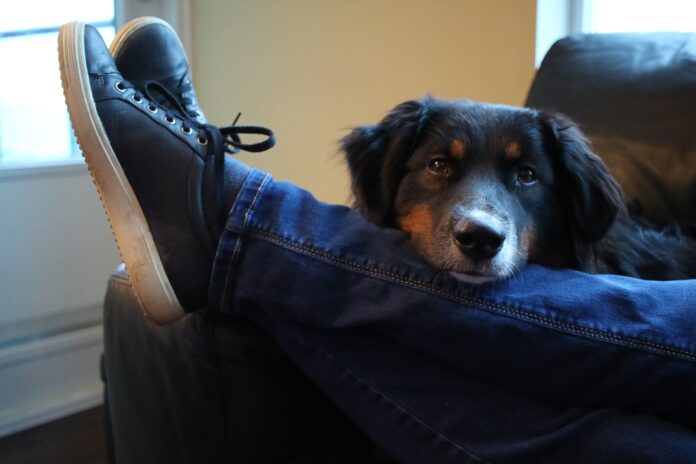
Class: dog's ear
341,98,434,226
539,112,625,270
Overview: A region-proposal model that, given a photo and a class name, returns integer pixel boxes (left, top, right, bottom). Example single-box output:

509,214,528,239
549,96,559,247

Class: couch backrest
526,32,696,224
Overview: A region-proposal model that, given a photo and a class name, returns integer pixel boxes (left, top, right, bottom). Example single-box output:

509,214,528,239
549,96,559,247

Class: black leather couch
102,33,696,463
526,32,696,224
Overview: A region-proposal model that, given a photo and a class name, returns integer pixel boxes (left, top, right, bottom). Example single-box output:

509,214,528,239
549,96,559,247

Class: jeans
209,169,696,464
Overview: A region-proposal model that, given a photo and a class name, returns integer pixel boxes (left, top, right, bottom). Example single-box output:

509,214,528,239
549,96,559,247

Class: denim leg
209,170,696,463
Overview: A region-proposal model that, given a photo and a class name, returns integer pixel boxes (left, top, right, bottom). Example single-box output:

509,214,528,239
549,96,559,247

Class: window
536,0,696,66
586,0,696,33
0,1,115,167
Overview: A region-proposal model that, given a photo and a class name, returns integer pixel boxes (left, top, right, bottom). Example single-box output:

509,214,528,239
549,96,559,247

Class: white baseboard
0,325,104,438
0,386,103,438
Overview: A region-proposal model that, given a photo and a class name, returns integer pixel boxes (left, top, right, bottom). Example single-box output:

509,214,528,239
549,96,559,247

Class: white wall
0,163,120,436
0,164,120,327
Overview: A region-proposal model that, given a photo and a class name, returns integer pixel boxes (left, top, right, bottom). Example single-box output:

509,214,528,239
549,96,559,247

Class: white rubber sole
58,21,184,324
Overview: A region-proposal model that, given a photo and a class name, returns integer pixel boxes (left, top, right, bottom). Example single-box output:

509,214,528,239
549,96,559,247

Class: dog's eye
428,158,452,176
517,166,537,184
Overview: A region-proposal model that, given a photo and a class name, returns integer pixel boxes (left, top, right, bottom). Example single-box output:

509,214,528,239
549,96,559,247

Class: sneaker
110,16,206,124
58,22,274,323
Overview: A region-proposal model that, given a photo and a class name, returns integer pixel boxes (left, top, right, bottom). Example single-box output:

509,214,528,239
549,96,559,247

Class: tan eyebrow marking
505,141,522,160
450,139,467,159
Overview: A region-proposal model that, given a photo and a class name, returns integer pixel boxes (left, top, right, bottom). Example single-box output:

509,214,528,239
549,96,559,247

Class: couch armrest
103,268,375,463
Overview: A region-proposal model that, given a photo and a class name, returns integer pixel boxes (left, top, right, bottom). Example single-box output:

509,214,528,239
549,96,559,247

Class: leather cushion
526,32,696,223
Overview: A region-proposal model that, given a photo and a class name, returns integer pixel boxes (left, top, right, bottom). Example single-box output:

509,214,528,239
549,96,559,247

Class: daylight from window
588,0,696,33
0,1,114,166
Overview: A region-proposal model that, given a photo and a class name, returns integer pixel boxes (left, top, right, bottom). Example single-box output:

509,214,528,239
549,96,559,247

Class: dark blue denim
209,170,696,464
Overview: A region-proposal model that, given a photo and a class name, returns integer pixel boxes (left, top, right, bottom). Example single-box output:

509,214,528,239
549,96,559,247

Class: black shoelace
144,80,190,119
204,120,276,234
144,73,201,121
140,80,275,153
117,78,276,239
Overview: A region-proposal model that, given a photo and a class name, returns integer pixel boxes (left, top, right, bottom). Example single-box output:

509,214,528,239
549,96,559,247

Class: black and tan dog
342,97,696,282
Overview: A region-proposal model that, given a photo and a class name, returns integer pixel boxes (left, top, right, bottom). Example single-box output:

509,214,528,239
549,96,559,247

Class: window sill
0,159,87,180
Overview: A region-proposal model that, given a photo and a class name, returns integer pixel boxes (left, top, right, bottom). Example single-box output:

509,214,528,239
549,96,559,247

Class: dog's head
342,97,624,281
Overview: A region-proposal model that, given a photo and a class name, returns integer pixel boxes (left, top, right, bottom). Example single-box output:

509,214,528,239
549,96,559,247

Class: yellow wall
191,0,537,204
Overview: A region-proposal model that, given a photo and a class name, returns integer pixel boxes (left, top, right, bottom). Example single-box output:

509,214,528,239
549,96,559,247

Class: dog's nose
454,220,506,261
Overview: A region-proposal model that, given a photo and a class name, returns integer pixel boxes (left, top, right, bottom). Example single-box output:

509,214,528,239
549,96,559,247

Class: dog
341,97,696,282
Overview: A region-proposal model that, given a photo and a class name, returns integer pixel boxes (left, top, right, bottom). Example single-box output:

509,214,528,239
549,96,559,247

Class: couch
102,32,696,463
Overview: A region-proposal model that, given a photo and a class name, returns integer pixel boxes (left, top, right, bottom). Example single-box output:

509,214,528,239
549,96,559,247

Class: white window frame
0,0,191,176
0,6,116,171
536,0,593,67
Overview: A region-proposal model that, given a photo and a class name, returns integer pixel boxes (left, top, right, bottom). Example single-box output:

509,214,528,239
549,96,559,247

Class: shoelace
145,74,201,121
144,80,192,120
118,80,275,152
204,120,276,234
115,78,276,239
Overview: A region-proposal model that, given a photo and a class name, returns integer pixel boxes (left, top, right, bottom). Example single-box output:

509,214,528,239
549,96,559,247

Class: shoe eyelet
164,115,176,125
147,104,158,114
196,136,208,146
181,126,193,135
130,94,143,104
114,81,127,92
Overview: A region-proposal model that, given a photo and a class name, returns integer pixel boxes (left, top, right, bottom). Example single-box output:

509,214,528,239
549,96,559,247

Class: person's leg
61,21,696,463
209,171,696,462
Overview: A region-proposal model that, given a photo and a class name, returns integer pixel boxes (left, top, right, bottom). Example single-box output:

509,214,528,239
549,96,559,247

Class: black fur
342,97,696,281
342,99,437,225
538,112,626,272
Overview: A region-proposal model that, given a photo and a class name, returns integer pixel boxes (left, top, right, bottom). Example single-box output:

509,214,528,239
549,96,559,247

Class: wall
0,164,120,436
0,166,120,327
191,0,538,204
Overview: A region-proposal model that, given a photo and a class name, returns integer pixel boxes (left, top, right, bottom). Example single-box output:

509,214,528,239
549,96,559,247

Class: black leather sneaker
110,16,206,124
58,22,274,323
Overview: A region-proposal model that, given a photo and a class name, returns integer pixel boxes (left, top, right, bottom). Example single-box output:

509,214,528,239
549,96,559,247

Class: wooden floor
0,407,109,464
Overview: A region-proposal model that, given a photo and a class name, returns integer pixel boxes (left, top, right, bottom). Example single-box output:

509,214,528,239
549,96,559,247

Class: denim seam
254,310,490,464
210,168,256,300
220,173,271,311
249,229,696,363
